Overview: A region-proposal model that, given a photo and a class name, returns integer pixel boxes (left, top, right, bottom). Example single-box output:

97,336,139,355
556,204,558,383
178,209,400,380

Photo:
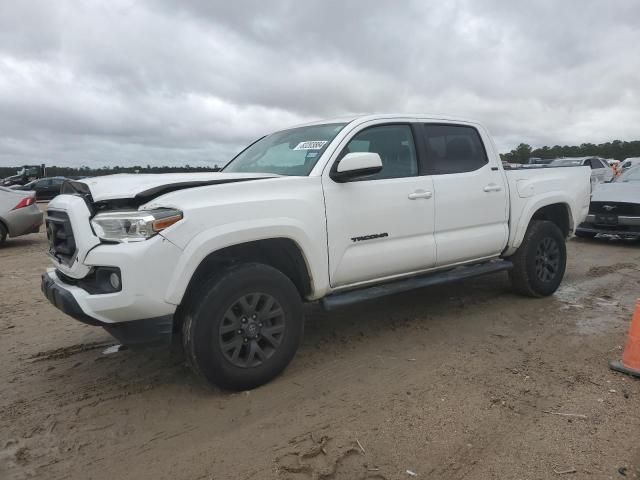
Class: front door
323,123,437,288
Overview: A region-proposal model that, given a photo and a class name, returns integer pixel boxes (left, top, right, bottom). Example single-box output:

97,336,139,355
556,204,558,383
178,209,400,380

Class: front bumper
41,269,175,345
577,214,640,238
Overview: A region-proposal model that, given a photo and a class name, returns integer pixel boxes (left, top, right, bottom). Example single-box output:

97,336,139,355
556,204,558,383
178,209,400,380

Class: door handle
408,190,433,200
483,184,503,193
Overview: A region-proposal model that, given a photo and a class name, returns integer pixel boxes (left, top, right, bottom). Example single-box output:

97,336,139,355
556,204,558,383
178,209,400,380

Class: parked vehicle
576,166,640,239
41,114,591,389
0,187,43,246
527,157,554,165
13,177,68,201
549,157,614,185
1,165,45,187
620,157,640,171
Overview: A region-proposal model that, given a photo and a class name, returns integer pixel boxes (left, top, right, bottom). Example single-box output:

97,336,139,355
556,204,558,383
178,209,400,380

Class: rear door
591,158,612,182
323,123,437,287
49,178,65,199
420,123,509,266
34,179,51,200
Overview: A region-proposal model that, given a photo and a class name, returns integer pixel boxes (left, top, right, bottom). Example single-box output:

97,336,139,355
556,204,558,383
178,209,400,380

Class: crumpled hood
70,172,280,202
591,181,640,203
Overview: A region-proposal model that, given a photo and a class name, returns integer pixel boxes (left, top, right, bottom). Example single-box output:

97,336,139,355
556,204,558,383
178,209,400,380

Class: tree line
3,138,640,177
0,164,220,179
501,140,640,164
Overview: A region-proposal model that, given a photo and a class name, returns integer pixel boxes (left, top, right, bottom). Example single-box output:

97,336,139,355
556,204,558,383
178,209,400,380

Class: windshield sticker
294,140,328,150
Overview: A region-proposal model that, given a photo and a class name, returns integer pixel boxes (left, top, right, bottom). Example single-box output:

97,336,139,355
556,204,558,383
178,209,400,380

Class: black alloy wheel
218,293,286,368
534,237,560,283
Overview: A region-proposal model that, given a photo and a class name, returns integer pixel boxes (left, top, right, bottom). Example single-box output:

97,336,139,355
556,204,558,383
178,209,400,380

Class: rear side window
423,124,488,174
586,158,603,169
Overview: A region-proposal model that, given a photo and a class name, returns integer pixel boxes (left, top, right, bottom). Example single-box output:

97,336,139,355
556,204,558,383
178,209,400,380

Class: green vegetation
501,140,640,164
2,138,640,177
0,164,220,179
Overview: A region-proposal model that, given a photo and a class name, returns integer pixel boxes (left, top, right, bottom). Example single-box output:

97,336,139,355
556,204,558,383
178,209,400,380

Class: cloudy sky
0,0,638,168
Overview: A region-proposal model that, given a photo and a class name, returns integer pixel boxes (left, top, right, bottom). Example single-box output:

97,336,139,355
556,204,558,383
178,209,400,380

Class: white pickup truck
42,114,590,390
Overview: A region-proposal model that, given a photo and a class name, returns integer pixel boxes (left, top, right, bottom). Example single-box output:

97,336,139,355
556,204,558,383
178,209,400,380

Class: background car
13,176,67,201
0,165,45,187
0,187,43,246
550,157,614,185
527,157,554,165
620,157,640,171
575,165,640,240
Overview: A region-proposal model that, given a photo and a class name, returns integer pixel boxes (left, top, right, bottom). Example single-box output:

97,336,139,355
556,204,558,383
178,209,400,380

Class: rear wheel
183,263,303,390
509,220,567,297
0,223,7,246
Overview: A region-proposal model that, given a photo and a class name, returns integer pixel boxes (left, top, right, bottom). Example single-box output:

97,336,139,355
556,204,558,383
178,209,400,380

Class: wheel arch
530,203,572,237
506,198,573,255
173,237,313,331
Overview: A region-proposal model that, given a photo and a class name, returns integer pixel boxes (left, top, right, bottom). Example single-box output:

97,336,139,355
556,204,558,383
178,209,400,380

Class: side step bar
321,259,513,310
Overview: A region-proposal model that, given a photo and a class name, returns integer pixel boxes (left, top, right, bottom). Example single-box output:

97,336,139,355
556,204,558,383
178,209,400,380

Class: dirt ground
1,223,640,480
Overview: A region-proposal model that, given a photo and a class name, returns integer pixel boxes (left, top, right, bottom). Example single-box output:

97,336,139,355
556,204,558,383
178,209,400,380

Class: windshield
223,123,347,175
617,166,640,182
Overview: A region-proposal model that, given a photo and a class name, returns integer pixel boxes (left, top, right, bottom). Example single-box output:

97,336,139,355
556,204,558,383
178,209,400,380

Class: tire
508,220,567,297
574,230,596,239
0,222,7,246
182,263,304,390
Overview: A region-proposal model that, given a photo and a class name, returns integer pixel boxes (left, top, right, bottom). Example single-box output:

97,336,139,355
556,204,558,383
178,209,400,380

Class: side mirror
331,152,383,182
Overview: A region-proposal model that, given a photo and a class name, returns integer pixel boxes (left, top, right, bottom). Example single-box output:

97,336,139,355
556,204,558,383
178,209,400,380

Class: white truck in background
42,114,591,390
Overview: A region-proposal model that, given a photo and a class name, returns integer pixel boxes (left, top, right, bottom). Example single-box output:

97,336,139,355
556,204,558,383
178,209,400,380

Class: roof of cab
292,113,481,128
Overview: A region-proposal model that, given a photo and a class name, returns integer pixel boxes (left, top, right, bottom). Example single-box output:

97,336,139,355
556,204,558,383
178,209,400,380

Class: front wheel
508,220,567,297
183,263,304,390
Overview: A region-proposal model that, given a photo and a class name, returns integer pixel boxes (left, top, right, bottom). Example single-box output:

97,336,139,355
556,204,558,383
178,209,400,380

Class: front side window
339,124,418,180
223,123,346,176
423,124,488,174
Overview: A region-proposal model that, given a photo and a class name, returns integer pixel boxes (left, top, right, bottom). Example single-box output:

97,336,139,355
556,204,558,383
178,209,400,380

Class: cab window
423,124,488,174
339,124,418,180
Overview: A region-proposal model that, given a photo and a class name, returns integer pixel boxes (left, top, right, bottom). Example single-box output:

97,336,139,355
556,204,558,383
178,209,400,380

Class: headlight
91,209,183,243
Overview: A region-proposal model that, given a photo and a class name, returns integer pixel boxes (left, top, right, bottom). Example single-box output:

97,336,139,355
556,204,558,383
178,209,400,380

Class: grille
46,211,76,265
589,202,640,216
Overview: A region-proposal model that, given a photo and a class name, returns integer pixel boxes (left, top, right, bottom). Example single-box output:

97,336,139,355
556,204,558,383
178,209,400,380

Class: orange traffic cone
610,300,640,378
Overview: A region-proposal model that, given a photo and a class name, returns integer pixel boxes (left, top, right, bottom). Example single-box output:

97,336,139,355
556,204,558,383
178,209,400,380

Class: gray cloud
0,0,638,167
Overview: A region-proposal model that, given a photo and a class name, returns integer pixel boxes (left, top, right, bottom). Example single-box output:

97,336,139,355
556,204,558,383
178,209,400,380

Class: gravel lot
1,225,639,479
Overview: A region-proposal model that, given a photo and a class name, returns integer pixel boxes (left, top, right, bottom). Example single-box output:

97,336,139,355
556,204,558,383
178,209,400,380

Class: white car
41,114,591,389
550,157,614,185
620,157,640,171
576,165,640,239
